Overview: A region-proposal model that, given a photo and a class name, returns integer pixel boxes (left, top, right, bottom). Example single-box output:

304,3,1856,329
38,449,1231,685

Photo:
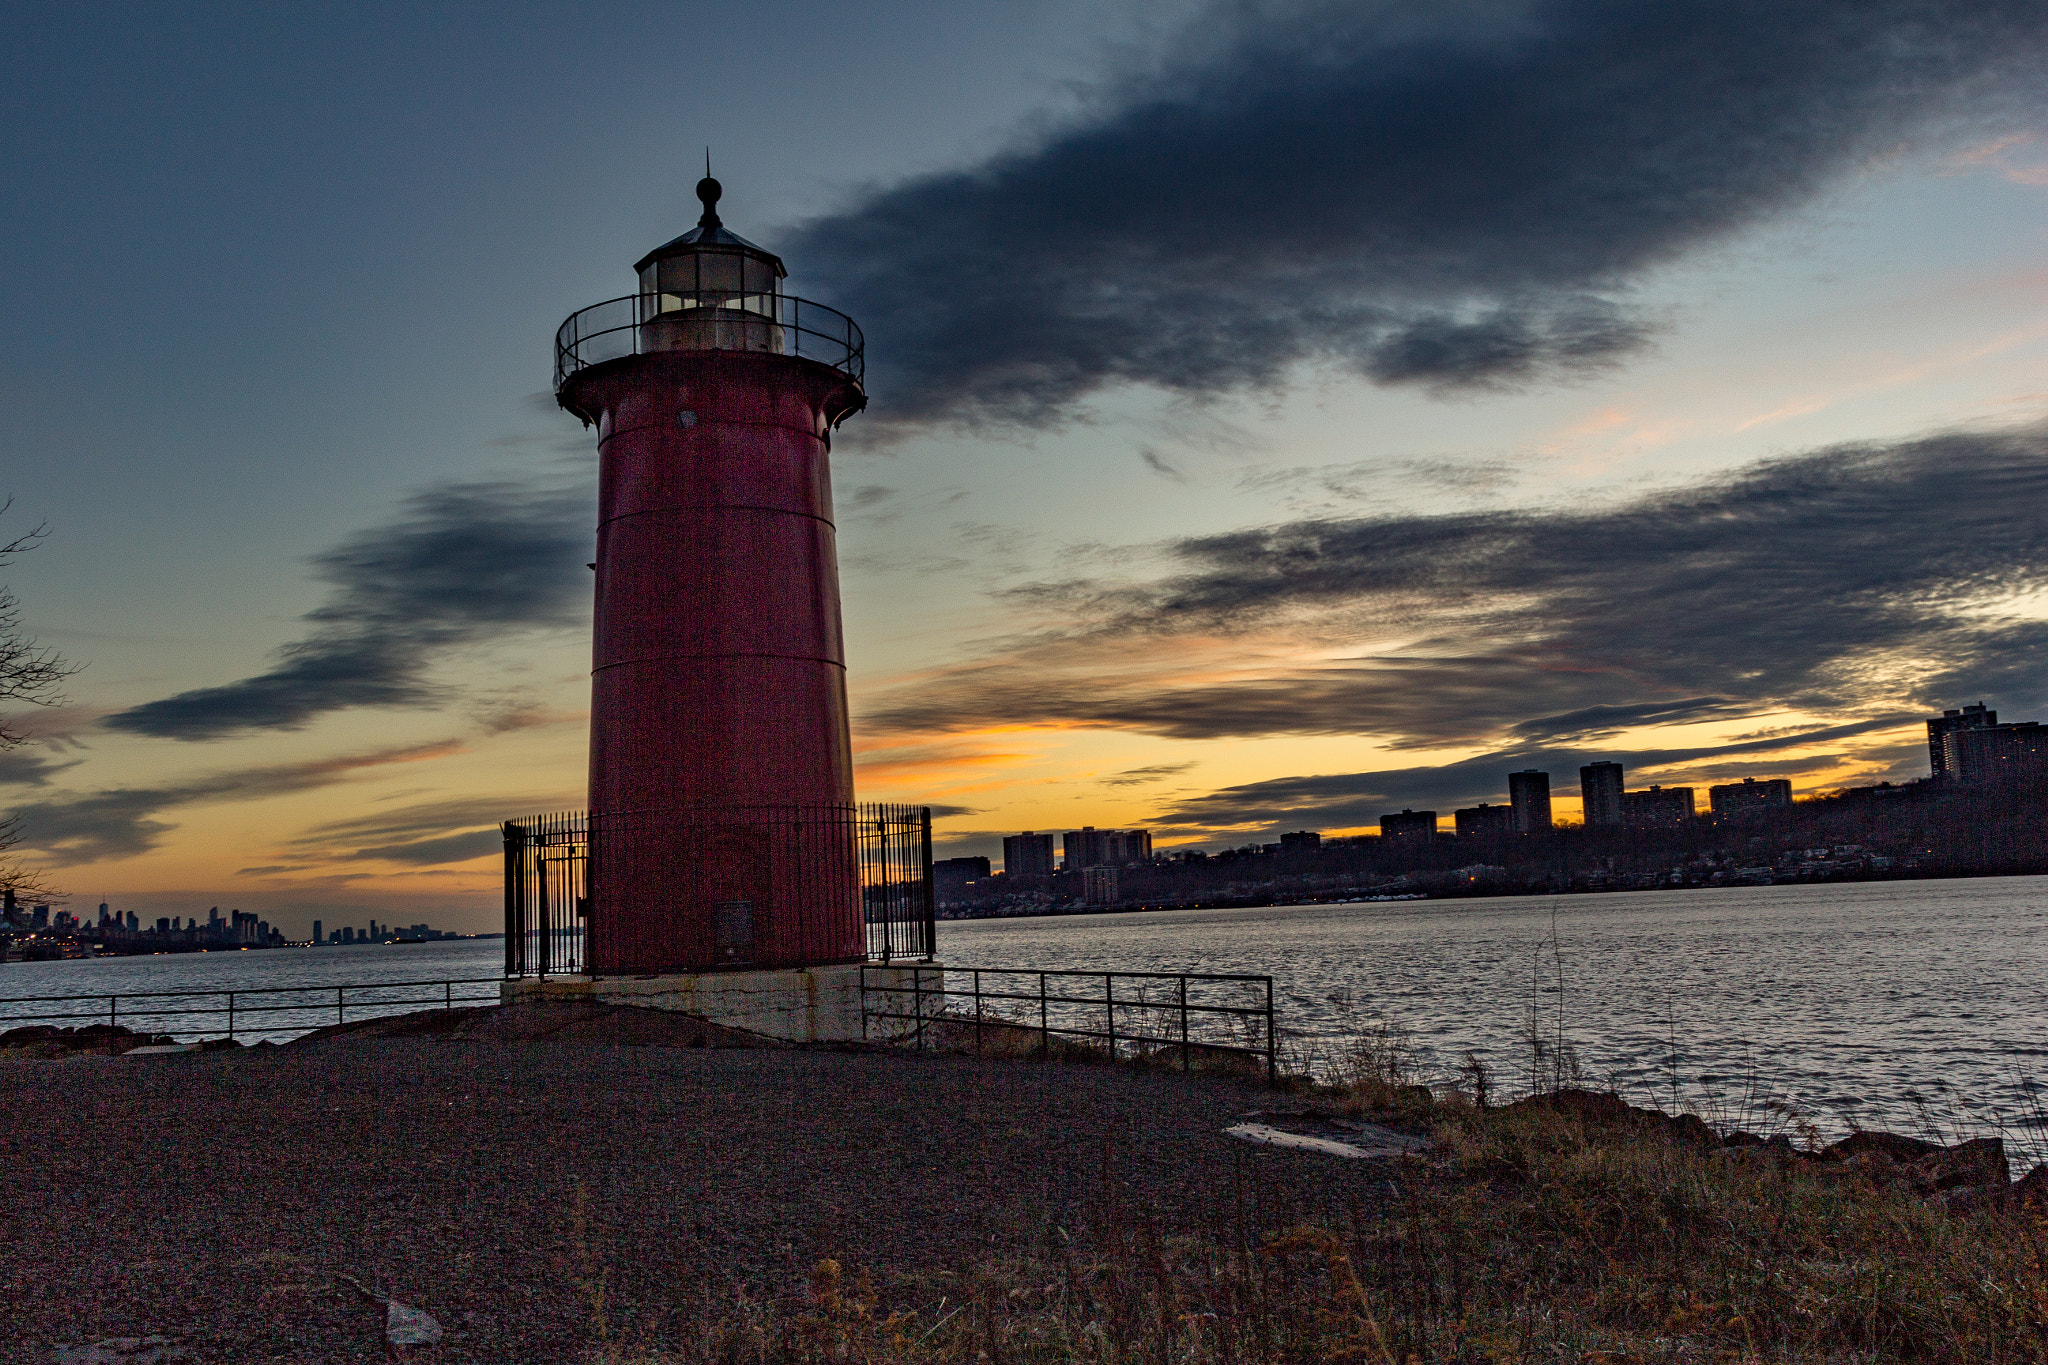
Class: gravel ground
1,1038,1394,1362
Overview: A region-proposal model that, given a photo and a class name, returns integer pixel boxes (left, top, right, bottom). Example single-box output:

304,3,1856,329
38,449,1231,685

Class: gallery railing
860,966,1278,1083
554,291,864,390
502,802,934,977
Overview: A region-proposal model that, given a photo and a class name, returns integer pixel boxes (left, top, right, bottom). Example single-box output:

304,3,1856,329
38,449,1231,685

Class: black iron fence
860,966,1278,1083
555,291,863,390
0,977,503,1045
860,803,935,963
503,810,589,977
503,803,934,976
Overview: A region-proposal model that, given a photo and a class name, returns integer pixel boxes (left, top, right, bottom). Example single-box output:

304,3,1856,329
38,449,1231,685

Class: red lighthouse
554,177,868,976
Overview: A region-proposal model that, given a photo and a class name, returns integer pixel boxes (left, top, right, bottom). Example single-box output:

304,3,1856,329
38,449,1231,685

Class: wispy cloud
10,740,467,865
794,0,2048,432
860,425,2048,751
103,479,590,741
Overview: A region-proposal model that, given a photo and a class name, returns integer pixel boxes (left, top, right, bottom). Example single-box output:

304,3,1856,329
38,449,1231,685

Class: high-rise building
125,911,138,931
1002,831,1056,877
98,902,109,923
1062,827,1113,870
312,920,323,945
1079,865,1119,905
1380,809,1438,843
1927,703,1997,779
1580,762,1625,827
1944,721,2047,785
1453,803,1514,839
1622,785,1695,829
1709,777,1792,817
1104,829,1153,863
1508,770,1553,834
1279,830,1321,851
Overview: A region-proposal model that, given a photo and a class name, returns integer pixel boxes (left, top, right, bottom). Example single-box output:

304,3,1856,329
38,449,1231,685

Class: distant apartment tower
1507,769,1553,834
1453,803,1514,839
1944,721,2047,785
1104,829,1153,863
1279,830,1321,851
1380,809,1438,843
1002,831,1056,877
1580,762,1625,827
1062,826,1152,869
312,919,323,945
1622,785,1695,829
1927,703,1997,779
1079,865,1119,905
1062,826,1110,870
1709,777,1792,818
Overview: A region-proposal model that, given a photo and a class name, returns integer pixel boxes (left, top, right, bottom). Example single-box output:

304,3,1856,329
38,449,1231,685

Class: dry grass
569,1032,2048,1365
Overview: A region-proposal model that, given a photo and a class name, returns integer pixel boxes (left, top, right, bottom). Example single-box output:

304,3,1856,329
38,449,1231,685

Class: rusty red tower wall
555,184,867,975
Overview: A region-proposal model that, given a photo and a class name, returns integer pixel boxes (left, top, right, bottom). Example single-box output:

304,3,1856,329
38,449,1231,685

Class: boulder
1822,1130,1942,1163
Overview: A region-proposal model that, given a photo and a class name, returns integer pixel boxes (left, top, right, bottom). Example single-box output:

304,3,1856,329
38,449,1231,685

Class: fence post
1265,977,1277,1086
337,985,345,1027
1039,971,1049,1059
445,980,453,1011
973,968,983,1055
109,995,117,1028
502,821,525,977
860,965,870,1042
913,967,926,1054
918,806,936,961
227,991,235,1041
1105,973,1116,1061
1179,976,1190,1072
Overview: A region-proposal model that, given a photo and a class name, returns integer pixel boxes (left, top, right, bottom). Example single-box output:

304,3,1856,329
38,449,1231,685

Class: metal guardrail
555,290,864,390
0,977,503,1044
861,966,1278,1083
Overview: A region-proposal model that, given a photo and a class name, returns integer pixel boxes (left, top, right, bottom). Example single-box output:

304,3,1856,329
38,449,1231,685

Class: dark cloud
1149,717,1912,834
352,830,502,866
103,480,590,740
793,0,2047,429
8,741,466,865
0,747,75,788
282,795,570,869
861,427,2048,747
1102,762,1198,787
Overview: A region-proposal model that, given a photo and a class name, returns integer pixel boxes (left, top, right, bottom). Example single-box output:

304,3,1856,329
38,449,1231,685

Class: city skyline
3,1,2047,933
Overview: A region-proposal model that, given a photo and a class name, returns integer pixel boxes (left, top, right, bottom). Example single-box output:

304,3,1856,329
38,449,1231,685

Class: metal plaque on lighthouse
553,177,867,975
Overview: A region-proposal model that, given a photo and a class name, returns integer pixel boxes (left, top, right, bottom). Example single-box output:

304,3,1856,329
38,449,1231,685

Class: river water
5,879,2043,1158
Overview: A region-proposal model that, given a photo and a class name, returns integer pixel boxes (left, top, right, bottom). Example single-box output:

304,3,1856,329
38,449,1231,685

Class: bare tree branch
0,498,80,895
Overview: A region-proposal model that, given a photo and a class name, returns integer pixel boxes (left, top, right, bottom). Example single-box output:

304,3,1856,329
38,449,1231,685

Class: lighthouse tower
553,177,868,977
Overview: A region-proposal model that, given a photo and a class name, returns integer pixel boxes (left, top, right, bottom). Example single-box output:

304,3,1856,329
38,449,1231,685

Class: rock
1909,1136,2008,1191
1822,1130,1942,1163
1501,1089,1718,1146
385,1299,444,1354
1225,1121,1430,1159
2014,1163,2048,1208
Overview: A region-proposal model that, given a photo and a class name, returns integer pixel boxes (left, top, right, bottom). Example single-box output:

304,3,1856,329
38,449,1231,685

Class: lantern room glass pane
654,256,699,296
695,252,743,294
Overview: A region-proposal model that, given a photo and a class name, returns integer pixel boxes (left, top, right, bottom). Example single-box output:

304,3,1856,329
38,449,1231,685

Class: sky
3,0,2046,935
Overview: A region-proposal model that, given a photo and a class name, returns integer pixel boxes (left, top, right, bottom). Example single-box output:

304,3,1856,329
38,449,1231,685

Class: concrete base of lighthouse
499,962,944,1044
